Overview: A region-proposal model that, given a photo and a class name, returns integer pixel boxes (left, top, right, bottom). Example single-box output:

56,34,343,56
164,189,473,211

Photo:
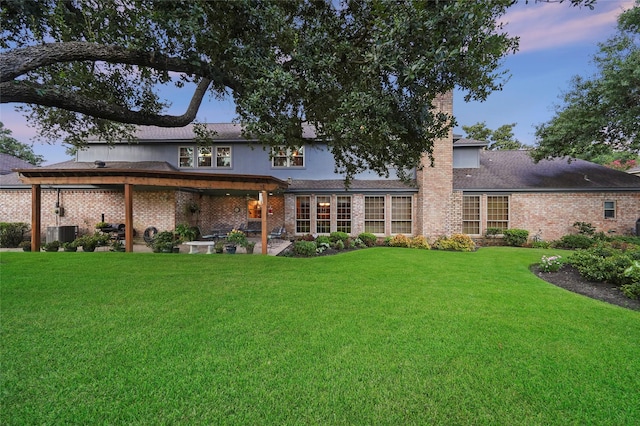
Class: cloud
503,0,635,53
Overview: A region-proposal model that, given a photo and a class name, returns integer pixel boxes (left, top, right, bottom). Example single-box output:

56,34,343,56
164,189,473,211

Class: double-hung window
462,195,481,234
296,196,311,234
486,195,509,231
604,201,616,219
273,146,304,168
365,196,385,234
179,147,194,168
197,147,212,167
336,196,352,234
316,196,331,233
216,146,231,168
391,196,412,234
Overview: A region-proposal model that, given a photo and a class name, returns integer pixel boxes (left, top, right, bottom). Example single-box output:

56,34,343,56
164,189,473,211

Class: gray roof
39,160,179,171
0,153,35,175
88,123,317,143
454,150,640,192
453,138,488,147
288,179,417,193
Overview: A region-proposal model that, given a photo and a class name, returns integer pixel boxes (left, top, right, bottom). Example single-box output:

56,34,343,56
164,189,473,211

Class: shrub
77,232,110,252
316,242,330,254
43,241,60,252
332,240,345,250
569,246,635,286
432,234,475,252
531,240,551,249
0,222,29,247
620,283,640,300
485,227,502,237
410,235,430,250
573,221,596,236
293,240,317,257
388,234,411,248
62,241,78,252
555,234,594,250
540,255,562,272
299,234,316,242
503,229,529,247
357,232,377,247
316,235,330,245
329,232,349,243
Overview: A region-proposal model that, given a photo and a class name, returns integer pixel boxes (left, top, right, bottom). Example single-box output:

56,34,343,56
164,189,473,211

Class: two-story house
2,92,639,251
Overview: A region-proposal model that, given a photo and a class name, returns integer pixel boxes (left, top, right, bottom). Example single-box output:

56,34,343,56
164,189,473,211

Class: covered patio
15,167,288,254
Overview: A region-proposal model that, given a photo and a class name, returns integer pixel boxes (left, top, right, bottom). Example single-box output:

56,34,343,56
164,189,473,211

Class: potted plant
149,230,181,253
78,232,110,252
214,240,225,253
95,221,109,230
109,240,125,252
175,223,197,242
225,229,247,254
43,240,60,252
245,241,256,254
18,241,31,252
62,241,78,252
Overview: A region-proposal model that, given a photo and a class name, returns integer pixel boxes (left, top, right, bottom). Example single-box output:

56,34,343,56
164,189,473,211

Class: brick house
1,92,638,250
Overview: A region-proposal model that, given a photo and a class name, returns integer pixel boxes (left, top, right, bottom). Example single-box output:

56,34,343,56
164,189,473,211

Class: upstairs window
197,147,212,167
216,146,231,168
273,146,304,168
179,147,194,168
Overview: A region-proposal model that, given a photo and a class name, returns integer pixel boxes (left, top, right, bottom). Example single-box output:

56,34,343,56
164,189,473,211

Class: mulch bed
532,264,640,311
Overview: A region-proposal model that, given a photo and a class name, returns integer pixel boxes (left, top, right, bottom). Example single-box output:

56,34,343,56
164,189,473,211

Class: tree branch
1,78,211,127
0,41,236,90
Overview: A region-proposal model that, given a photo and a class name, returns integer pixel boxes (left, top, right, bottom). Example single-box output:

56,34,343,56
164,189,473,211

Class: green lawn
1,247,639,425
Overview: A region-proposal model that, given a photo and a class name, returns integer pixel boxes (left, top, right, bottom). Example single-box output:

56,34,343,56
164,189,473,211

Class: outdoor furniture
185,241,216,254
244,221,262,236
268,226,286,240
210,224,233,241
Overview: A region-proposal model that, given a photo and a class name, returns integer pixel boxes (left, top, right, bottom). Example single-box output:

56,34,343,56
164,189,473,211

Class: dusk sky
0,0,635,165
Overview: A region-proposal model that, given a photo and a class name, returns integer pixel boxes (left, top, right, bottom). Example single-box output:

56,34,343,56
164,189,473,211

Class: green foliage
62,241,78,252
0,222,29,247
316,235,330,245
540,255,563,272
42,241,60,252
0,122,44,165
555,234,594,250
174,223,197,242
573,221,595,236
329,232,349,243
150,231,180,253
531,240,551,249
432,234,476,252
569,242,640,287
462,121,525,150
485,227,502,237
18,240,31,251
226,229,248,247
332,240,345,251
503,229,529,247
292,240,316,257
0,0,529,181
533,3,640,161
357,232,378,247
77,232,110,252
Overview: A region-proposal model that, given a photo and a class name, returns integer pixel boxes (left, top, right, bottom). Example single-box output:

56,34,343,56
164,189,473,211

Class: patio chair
268,226,286,240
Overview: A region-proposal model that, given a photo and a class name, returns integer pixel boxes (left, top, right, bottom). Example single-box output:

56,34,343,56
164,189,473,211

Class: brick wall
511,192,640,241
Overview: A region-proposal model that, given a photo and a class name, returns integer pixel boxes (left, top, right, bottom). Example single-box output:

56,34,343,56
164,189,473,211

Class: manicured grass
1,248,639,424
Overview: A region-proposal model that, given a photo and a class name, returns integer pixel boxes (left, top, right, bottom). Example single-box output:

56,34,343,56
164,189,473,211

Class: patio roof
15,165,288,254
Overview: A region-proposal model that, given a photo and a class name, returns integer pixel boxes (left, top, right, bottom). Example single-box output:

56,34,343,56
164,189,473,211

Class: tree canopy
0,122,44,166
1,0,592,180
462,121,525,150
533,0,640,162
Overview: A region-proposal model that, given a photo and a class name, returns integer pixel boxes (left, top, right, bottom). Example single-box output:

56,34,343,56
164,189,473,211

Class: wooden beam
31,184,41,251
261,190,268,255
124,184,134,252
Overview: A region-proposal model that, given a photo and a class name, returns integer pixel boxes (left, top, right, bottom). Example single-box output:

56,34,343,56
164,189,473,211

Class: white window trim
179,146,194,168
215,146,232,168
272,146,305,168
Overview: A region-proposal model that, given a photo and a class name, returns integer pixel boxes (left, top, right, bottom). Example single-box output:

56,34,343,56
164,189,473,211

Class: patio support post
124,183,134,252
261,190,268,254
31,184,41,251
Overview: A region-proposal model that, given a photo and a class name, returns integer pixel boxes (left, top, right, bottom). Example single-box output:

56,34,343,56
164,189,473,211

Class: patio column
261,190,268,254
124,183,134,252
31,184,41,251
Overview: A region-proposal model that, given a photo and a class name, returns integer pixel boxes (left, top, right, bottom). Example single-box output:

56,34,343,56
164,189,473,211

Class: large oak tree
1,0,590,180
533,0,639,162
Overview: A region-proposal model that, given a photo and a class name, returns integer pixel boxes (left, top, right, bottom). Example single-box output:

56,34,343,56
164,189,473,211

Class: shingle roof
454,150,640,191
88,123,317,142
0,153,35,175
39,160,179,172
288,179,417,192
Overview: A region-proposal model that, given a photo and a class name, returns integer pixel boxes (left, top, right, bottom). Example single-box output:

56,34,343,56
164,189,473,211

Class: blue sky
0,0,634,164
